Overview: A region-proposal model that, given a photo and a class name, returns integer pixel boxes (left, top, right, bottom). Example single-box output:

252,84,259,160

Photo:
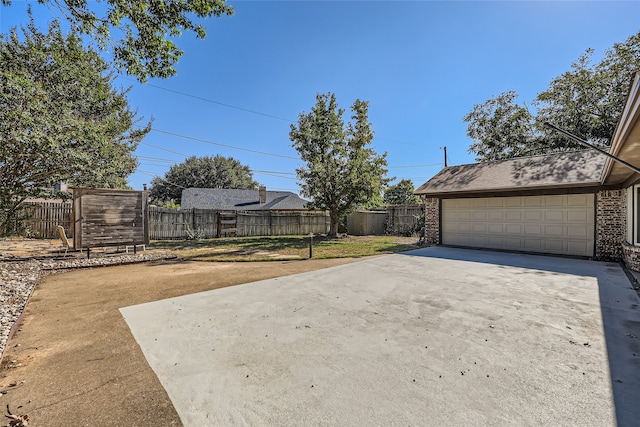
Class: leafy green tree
0,19,149,231
3,0,234,81
465,31,640,162
383,179,421,205
149,155,258,205
290,93,390,236
464,90,538,161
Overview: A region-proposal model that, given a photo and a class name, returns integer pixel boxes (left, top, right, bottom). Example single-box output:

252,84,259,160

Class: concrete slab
121,247,640,426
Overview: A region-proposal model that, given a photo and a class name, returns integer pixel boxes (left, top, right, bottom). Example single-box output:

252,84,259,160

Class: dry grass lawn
150,235,421,261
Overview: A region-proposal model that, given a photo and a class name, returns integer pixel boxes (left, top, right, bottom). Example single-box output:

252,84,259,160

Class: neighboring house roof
181,188,310,210
414,150,608,196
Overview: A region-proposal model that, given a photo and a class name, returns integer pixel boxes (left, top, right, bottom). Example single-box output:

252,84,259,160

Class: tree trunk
328,209,339,237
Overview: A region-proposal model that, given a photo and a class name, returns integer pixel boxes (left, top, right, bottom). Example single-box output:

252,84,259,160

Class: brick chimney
259,185,267,204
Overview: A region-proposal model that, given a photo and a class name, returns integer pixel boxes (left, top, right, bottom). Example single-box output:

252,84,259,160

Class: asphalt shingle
415,150,607,196
181,188,309,210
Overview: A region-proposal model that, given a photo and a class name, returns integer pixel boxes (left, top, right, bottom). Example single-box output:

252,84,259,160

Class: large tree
149,155,258,205
3,1,234,81
464,90,538,161
383,179,421,205
465,31,640,162
290,93,389,236
0,19,149,229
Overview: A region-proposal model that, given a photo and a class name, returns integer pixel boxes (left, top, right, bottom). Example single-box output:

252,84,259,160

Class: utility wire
140,135,440,169
142,127,300,160
138,128,442,170
388,163,443,169
123,77,295,122
125,79,439,149
137,170,186,189
139,141,189,157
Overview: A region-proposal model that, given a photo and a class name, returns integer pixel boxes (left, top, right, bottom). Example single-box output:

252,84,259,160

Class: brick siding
622,243,640,271
424,197,439,245
595,189,626,261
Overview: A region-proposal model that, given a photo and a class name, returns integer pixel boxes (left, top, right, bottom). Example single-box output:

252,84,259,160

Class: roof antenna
543,122,640,175
440,146,447,168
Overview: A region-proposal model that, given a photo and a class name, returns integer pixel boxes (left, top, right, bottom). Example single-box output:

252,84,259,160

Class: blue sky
2,1,640,194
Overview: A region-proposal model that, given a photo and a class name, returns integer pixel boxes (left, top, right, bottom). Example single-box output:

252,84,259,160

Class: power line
388,163,443,169
251,170,296,175
137,169,300,193
123,77,295,123
138,129,440,169
139,141,189,157
125,79,438,149
253,171,297,181
137,155,179,164
143,127,300,160
136,154,297,177
137,170,186,189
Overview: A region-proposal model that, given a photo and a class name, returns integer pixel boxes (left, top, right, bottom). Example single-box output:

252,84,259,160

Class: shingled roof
414,150,608,196
181,188,309,211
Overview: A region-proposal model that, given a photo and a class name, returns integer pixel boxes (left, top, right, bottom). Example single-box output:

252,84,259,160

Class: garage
441,194,595,257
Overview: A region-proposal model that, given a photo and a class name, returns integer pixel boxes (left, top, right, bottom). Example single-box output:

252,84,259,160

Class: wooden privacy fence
6,202,420,240
149,207,331,240
149,207,220,239
237,211,330,237
21,201,73,239
386,204,424,234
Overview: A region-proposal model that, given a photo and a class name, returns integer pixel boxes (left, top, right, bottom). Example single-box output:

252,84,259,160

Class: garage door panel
505,224,522,234
524,239,542,250
442,194,594,257
524,225,542,235
503,238,522,249
545,195,564,206
488,211,504,220
488,237,504,246
568,194,591,206
488,224,503,233
544,240,565,252
524,197,543,207
457,211,472,220
472,223,487,232
473,211,487,220
524,211,542,221
568,241,591,254
567,225,591,238
568,211,589,222
545,210,564,221
506,211,522,221
545,225,564,237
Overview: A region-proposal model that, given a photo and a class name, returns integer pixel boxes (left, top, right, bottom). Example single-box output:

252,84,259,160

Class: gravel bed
0,252,175,360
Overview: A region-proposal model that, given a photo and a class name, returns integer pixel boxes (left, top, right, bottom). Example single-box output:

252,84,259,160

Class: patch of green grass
149,235,420,262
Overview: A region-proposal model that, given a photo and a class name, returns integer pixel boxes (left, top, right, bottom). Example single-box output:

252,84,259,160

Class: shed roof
181,188,309,210
414,150,607,196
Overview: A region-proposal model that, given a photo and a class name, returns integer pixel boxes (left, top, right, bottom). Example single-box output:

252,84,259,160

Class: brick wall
622,243,640,271
424,197,439,245
595,189,626,261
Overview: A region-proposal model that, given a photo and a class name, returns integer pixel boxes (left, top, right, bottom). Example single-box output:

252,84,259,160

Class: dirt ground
0,255,360,426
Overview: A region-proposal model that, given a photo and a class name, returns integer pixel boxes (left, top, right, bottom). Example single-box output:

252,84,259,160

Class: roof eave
417,181,603,198
602,71,640,184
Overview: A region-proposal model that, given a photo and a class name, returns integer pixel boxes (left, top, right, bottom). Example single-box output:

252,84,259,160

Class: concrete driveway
121,247,640,426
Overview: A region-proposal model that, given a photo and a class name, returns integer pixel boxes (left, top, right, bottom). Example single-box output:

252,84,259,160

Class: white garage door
442,194,595,257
